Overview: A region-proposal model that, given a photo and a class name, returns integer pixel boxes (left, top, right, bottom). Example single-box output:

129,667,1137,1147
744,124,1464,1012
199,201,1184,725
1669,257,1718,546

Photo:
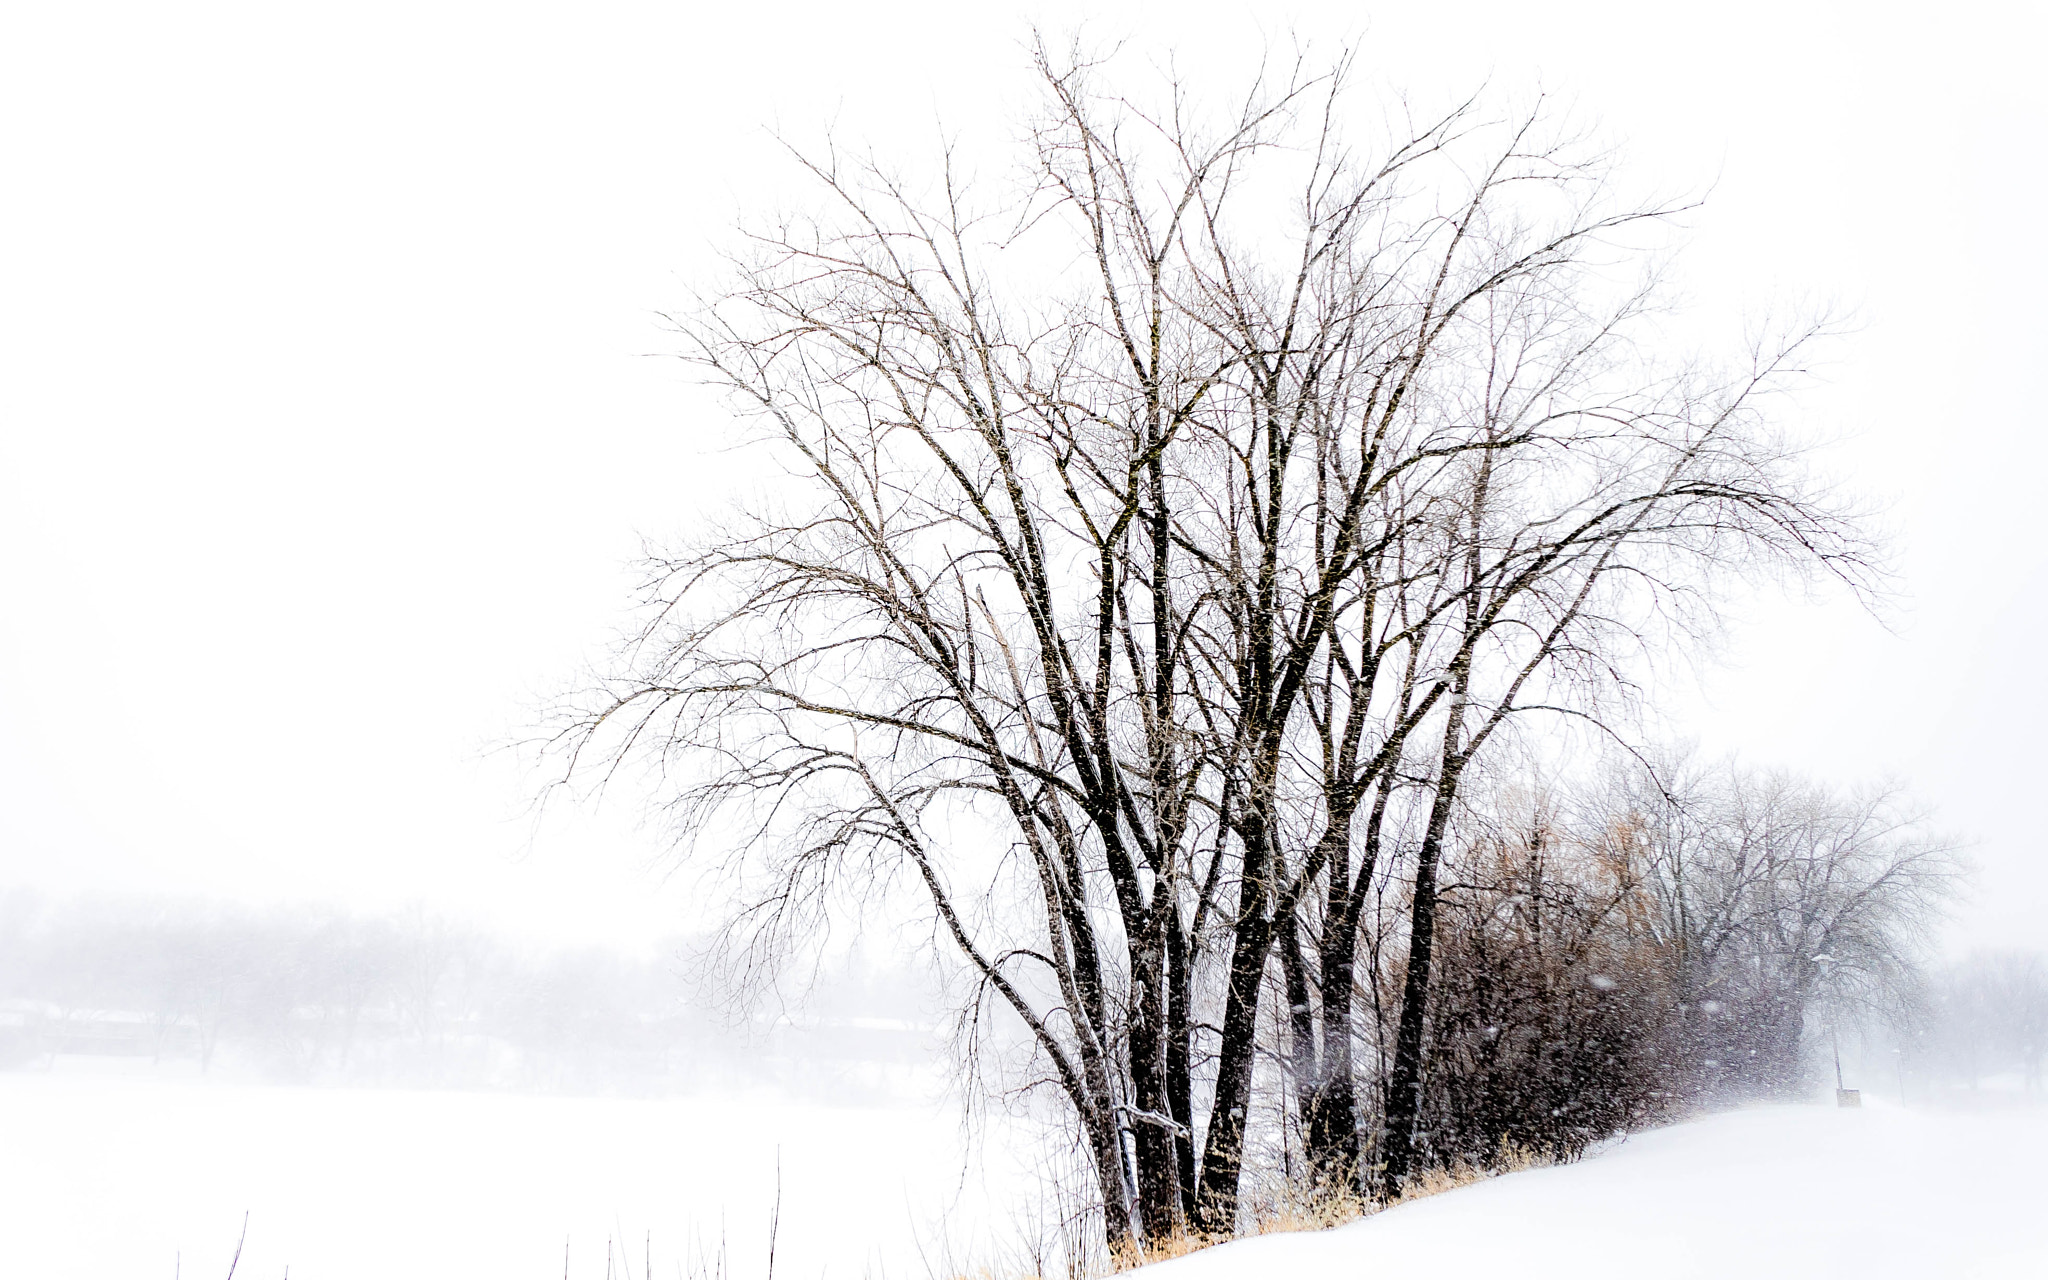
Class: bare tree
1265,752,1964,1189
1610,756,1964,1098
1931,951,2048,1092
543,38,1873,1248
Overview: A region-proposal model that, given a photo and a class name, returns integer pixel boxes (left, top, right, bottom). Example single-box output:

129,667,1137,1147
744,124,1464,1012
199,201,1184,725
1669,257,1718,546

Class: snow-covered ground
1147,1101,2048,1280
6,1067,2044,1279
0,1068,1044,1279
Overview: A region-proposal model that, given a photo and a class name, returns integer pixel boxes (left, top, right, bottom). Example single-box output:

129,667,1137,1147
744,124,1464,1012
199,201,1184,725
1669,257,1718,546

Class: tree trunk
1308,934,1362,1189
1279,911,1329,1180
1193,824,1276,1234
1304,773,1388,1189
1165,900,1198,1214
1087,1105,1140,1251
1127,918,1183,1240
1377,757,1464,1196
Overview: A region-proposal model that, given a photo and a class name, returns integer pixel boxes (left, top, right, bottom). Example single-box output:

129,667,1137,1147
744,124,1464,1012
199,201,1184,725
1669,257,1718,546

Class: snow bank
8,1069,2041,1280
1144,1102,2048,1280
0,1071,1036,1279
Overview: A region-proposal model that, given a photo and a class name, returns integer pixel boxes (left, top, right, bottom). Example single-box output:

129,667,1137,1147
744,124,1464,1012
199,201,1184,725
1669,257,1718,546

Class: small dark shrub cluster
1260,760,1959,1192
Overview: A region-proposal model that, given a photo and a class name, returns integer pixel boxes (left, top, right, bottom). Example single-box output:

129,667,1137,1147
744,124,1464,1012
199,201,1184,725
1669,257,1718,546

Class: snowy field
0,1068,1045,1280
1151,1101,2048,1280
5,1069,2044,1280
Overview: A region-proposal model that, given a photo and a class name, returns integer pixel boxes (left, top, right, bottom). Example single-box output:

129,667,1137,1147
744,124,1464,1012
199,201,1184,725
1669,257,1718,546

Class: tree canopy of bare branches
543,39,1878,1249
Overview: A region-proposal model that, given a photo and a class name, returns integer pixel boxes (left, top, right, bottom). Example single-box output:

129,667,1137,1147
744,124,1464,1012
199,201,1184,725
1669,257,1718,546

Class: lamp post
1814,954,1857,1106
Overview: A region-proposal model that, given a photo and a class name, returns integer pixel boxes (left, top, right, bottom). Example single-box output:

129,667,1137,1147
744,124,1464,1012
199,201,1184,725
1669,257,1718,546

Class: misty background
4,0,2045,958
2,0,2044,1122
3,5,2046,1277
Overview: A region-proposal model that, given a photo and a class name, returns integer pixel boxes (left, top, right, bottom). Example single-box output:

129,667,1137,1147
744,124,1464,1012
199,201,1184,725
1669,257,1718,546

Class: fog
0,888,938,1098
3,1,2045,1275
4,0,2044,953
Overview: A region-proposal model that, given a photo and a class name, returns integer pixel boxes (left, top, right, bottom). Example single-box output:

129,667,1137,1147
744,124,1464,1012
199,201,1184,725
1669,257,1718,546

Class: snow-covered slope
6,1067,2042,1279
1145,1103,2048,1280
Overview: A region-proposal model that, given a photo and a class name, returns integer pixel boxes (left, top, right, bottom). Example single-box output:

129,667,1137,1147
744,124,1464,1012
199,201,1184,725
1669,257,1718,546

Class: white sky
2,0,2043,951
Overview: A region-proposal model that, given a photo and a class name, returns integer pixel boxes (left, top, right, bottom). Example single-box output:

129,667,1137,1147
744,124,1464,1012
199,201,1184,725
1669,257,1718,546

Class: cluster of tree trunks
546,39,1954,1253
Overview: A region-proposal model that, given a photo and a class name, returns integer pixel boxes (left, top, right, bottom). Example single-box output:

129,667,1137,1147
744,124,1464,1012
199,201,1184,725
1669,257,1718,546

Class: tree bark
1127,912,1182,1240
1280,910,1322,1174
1193,823,1277,1234
1165,898,1198,1213
1377,755,1464,1196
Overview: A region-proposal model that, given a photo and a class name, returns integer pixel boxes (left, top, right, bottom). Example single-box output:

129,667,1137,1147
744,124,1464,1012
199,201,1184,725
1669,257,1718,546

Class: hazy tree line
542,40,1963,1254
0,890,928,1097
1362,759,1958,1167
1900,950,2048,1096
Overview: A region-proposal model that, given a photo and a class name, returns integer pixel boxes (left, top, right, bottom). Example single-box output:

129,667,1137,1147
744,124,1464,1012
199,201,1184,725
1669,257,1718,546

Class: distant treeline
0,890,933,1098
1215,756,1968,1183
1907,950,2048,1095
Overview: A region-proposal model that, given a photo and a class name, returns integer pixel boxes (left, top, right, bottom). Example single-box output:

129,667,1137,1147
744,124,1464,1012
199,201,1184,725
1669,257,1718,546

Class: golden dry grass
1106,1172,1371,1272
1388,1139,1552,1207
947,1140,1555,1279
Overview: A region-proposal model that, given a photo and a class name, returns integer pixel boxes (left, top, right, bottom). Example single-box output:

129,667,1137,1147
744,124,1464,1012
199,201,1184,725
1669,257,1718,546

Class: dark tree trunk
1086,1105,1139,1251
1127,916,1182,1240
1165,900,1198,1213
1280,911,1321,1170
1302,771,1389,1189
1308,936,1362,1188
1377,756,1465,1196
1193,823,1277,1234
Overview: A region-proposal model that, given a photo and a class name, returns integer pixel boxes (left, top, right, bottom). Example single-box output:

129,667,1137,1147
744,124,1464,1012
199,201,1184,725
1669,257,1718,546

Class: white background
3,0,2043,950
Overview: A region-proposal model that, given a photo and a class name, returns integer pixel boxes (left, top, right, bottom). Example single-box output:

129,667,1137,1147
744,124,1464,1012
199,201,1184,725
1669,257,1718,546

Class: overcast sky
3,0,2042,951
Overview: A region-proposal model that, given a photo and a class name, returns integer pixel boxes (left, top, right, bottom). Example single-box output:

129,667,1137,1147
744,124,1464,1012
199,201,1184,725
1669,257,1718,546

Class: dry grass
941,1140,1557,1279
1105,1173,1369,1272
1387,1138,1553,1207
1086,1141,1556,1277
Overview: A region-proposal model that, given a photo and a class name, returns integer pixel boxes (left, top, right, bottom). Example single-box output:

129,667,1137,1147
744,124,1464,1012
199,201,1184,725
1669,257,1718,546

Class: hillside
1143,1102,2047,1279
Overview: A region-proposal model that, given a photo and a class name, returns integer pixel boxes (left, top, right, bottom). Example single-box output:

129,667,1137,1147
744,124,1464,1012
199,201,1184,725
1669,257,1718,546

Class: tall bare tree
1609,758,1964,1097
544,39,1871,1248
